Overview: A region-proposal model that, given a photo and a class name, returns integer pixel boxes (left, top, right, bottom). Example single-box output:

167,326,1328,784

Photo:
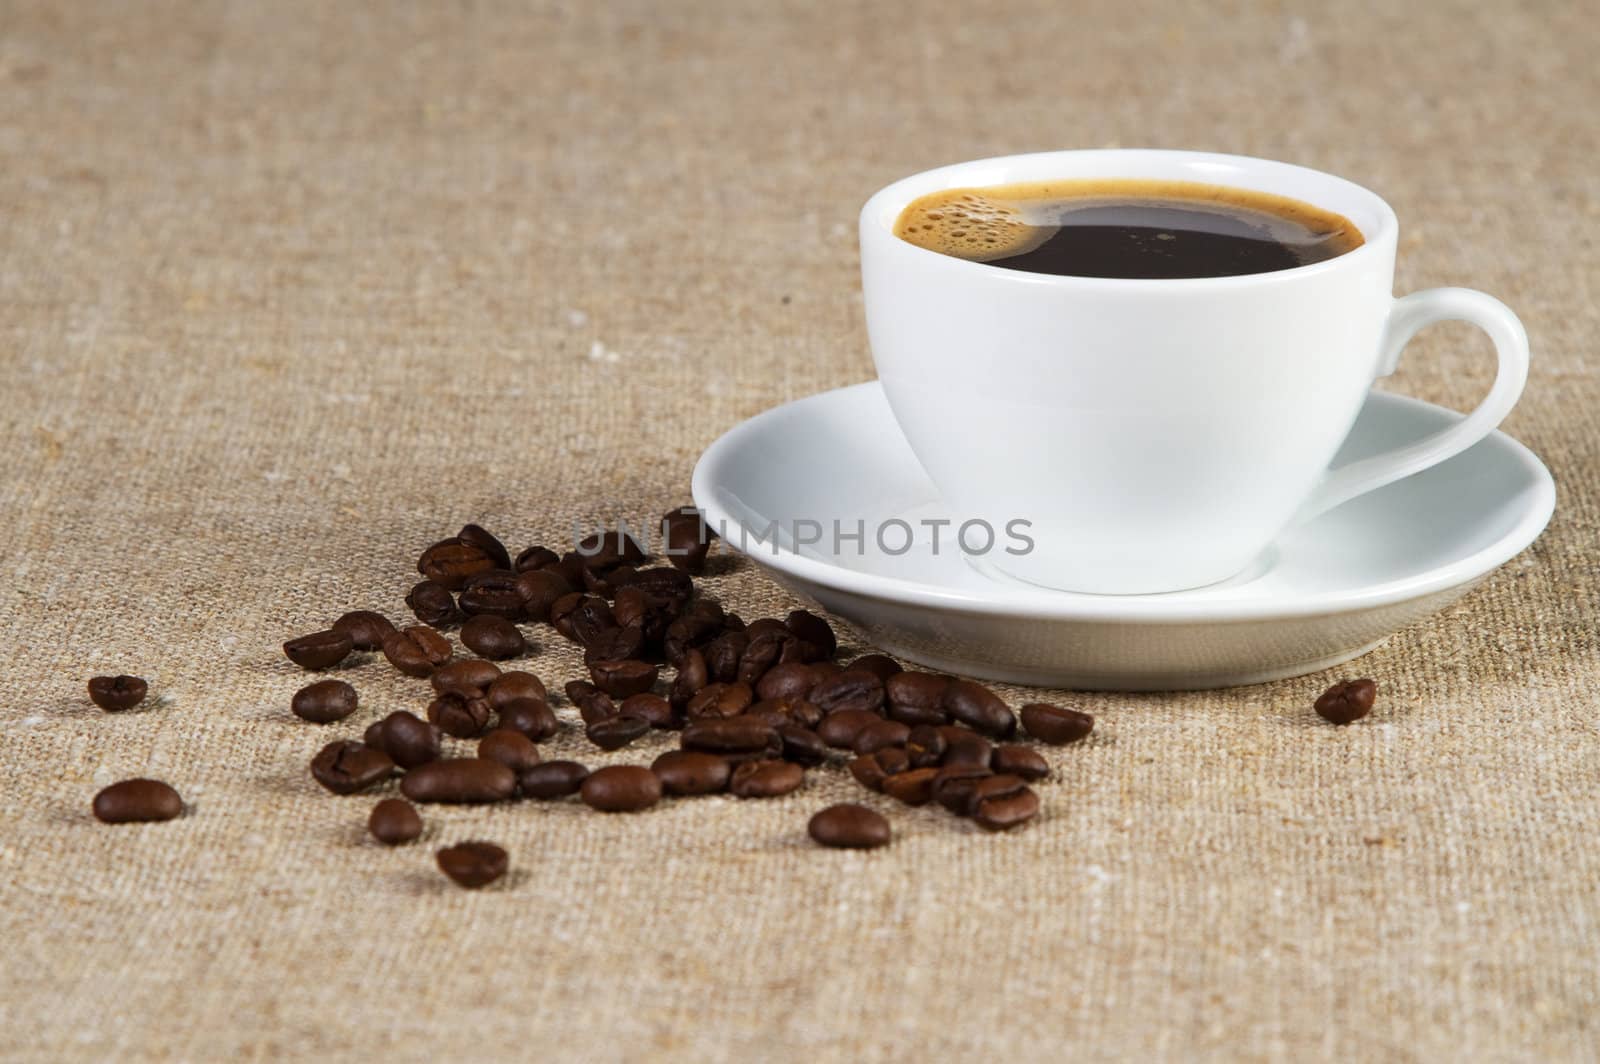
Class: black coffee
894,178,1363,279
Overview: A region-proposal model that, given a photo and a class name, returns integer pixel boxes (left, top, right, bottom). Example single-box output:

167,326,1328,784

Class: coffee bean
518,760,590,799
992,744,1049,781
886,672,950,719
1314,678,1377,725
852,719,911,756
283,629,353,671
565,596,618,645
681,717,779,757
628,566,694,604
744,618,790,641
931,763,993,814
405,580,461,628
1019,703,1095,744
589,658,659,698
586,713,650,751
427,689,494,738
969,775,1039,831
849,748,910,791
87,675,148,712
549,592,585,640
670,648,709,705
755,662,821,702
580,765,662,812
885,700,949,728
609,587,656,635
291,679,358,724
905,725,946,768
496,697,560,742
619,692,676,729
368,798,422,845
845,654,902,684
486,670,547,710
331,610,397,651
660,507,712,573
310,741,394,795
776,724,829,766
729,759,804,798
514,568,574,623
584,624,645,665
432,658,502,695
783,609,837,661
703,630,749,683
817,709,883,749
514,544,560,573
460,614,526,660
583,562,638,598
751,697,824,730
575,530,649,570
881,767,940,805
478,728,542,774
437,841,508,888
938,726,993,767
808,803,890,849
685,681,753,720
382,626,452,678
810,669,886,716
417,538,495,590
400,758,516,803
371,710,442,769
457,523,512,571
651,750,731,795
664,601,724,664
737,629,801,685
942,680,1016,738
458,569,528,620
92,778,183,823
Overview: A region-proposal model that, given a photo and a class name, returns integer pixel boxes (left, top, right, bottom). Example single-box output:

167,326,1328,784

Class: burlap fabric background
3,1,1596,1060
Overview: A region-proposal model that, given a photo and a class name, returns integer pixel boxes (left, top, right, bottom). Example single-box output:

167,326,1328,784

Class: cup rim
859,148,1398,290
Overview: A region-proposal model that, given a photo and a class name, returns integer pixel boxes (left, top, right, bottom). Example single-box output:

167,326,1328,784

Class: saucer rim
691,382,1555,624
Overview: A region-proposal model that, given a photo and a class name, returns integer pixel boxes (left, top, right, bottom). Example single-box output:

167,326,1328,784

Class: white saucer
692,382,1554,690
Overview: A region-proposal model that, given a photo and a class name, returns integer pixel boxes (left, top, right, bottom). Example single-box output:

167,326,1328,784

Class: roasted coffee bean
776,724,829,766
87,675,148,712
610,587,658,635
852,719,911,756
478,728,542,774
729,759,805,799
905,725,946,768
514,544,560,573
664,601,724,664
881,767,940,805
992,744,1050,781
457,523,512,571
459,614,526,660
382,626,453,678
549,592,585,641
809,803,890,849
886,701,948,728
932,763,994,814
809,661,844,682
550,551,591,588
368,798,422,845
496,697,560,742
685,681,754,720
568,596,618,645
619,692,676,729
1314,678,1378,725
427,689,494,738
756,662,821,702
849,747,912,791
651,750,731,795
817,709,883,749
518,760,590,799
942,680,1016,738
417,538,495,590
310,741,394,795
584,625,645,666
754,697,823,730
283,630,353,671
580,765,662,812
566,680,617,723
371,710,442,769
458,570,529,620
291,679,358,724
970,774,1039,831
938,726,993,767
575,530,649,570
886,672,950,716
514,568,574,623
846,654,902,684
589,658,659,699
331,610,397,651
582,562,638,598
437,841,508,888
737,630,802,685
92,778,183,823
587,713,650,751
1019,703,1095,744
682,717,779,756
629,566,694,603
783,609,837,661
744,700,791,727
432,658,502,695
661,506,713,573
486,670,547,710
703,630,749,683
401,758,517,803
670,649,710,704
810,670,886,716
406,580,461,628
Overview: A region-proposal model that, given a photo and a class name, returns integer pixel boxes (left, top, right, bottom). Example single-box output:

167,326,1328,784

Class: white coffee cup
859,150,1528,594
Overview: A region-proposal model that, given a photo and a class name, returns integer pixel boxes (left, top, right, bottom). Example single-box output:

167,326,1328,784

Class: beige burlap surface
3,1,1597,1060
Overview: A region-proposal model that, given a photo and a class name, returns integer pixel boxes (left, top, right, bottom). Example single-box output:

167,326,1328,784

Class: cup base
970,547,1277,596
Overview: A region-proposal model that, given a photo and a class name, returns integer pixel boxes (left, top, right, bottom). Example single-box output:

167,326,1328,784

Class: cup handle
1294,287,1529,522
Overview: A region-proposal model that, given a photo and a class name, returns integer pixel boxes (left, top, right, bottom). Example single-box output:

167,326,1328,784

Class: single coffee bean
460,614,526,660
291,679,358,724
932,763,994,814
750,697,824,730
702,630,749,684
372,710,442,769
992,744,1050,781
582,562,638,599
817,709,883,749
744,618,790,641
283,629,353,671
549,592,586,641
589,658,660,699
478,728,542,774
663,601,724,665
783,609,837,660
427,689,494,738
681,717,779,756
457,523,512,570
729,759,805,799
810,669,886,716
881,767,940,805
852,719,911,756
1019,703,1095,744
619,692,676,729
567,596,619,645
970,774,1039,831
458,569,529,620
87,675,148,712
368,798,422,845
776,724,829,766
886,671,950,717
514,568,573,623
670,648,710,705
486,670,546,710
755,662,818,702
575,530,649,570
808,803,890,849
551,551,591,588
406,580,461,628
628,566,694,603
92,778,182,823
660,506,713,573
432,658,502,695
584,625,646,666
610,587,657,635
496,697,560,742
310,741,394,795
586,713,650,751
580,765,662,812
685,681,754,720
905,725,946,768
331,610,397,651
566,681,618,725
849,748,911,791
846,654,902,684
382,626,453,678
737,630,802,685
400,758,517,803
938,726,993,767
518,760,589,799
417,538,495,590
651,750,731,795
942,680,1016,738
1314,678,1378,725
515,544,560,573
436,840,508,888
